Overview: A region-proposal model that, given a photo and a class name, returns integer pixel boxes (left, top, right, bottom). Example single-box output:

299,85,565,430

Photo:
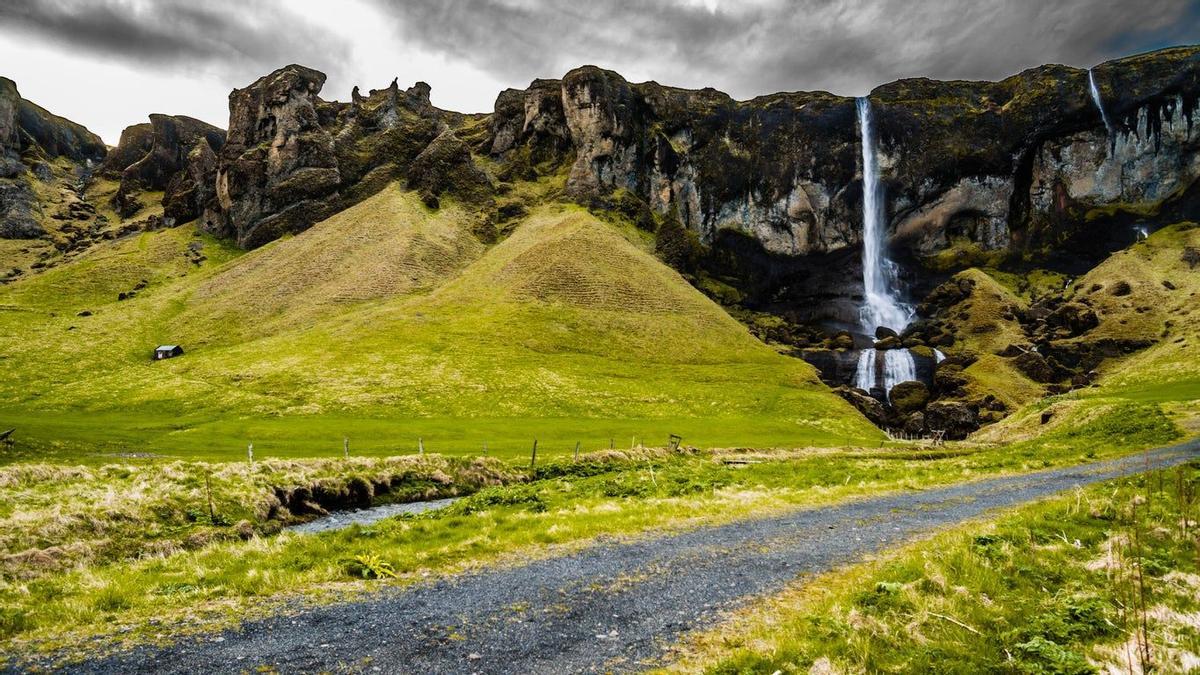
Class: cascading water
1088,69,1114,136
856,97,913,335
854,348,918,395
853,97,916,396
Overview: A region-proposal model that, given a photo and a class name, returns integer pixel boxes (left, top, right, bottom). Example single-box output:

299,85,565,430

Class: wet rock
874,335,902,350
875,326,899,340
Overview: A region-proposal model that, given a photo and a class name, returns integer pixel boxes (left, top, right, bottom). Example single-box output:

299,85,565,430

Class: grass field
0,185,879,464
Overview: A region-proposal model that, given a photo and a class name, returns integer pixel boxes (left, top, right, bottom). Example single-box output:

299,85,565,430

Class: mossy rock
889,380,930,414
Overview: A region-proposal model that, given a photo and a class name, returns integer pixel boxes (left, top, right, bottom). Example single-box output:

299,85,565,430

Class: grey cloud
0,0,354,87
373,0,1199,98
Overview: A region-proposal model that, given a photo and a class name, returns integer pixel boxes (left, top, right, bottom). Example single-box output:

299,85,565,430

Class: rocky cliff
198,65,467,248
482,47,1199,322
0,77,105,241
101,114,226,222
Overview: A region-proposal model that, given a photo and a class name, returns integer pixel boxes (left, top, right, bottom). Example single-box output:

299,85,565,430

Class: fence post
574,441,580,461
530,439,538,471
205,472,216,523
418,437,424,455
344,437,349,459
483,441,488,456
247,443,254,465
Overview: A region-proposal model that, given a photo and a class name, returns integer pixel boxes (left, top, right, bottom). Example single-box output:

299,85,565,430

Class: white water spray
854,348,917,394
1134,225,1149,240
856,97,912,335
933,348,946,364
1088,69,1114,136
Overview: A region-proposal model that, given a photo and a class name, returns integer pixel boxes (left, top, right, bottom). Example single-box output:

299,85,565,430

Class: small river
287,497,461,534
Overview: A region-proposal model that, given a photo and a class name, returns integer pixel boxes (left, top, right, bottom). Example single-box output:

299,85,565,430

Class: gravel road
44,440,1200,674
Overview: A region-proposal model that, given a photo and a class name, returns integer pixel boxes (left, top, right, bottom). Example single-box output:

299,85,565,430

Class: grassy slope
0,185,878,462
977,223,1200,444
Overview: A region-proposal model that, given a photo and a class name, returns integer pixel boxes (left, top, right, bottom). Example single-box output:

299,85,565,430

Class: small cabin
153,345,183,360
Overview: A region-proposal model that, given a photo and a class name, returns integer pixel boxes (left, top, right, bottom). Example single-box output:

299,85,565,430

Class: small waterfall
1088,69,1114,136
854,348,917,394
933,348,945,363
856,97,913,335
1134,225,1149,240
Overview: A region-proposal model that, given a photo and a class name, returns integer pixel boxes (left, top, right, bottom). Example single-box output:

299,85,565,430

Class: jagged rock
204,65,340,247
1012,350,1058,383
1046,302,1099,335
100,123,154,176
164,136,220,225
889,380,929,414
10,85,105,162
924,401,979,440
0,180,42,238
835,386,887,426
406,130,492,205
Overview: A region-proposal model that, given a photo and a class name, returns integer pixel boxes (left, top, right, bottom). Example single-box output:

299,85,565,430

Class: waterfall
1134,225,1149,240
933,348,945,363
1088,69,1114,136
854,348,917,394
856,97,912,335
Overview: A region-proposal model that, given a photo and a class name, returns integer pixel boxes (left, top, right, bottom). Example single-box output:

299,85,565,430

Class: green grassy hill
0,185,879,462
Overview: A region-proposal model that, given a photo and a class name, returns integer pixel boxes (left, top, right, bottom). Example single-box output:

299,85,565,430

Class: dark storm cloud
0,0,353,85
372,0,1200,97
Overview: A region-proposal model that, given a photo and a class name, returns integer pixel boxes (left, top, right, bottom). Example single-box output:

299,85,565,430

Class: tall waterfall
856,97,912,335
1087,69,1114,136
854,348,917,394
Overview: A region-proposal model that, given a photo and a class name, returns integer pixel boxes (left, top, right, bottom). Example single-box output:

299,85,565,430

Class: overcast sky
1,0,1197,145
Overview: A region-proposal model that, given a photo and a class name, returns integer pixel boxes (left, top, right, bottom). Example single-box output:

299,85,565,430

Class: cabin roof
156,345,180,350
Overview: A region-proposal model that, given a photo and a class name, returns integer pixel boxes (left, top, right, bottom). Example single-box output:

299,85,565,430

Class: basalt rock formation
0,76,105,240
102,114,226,221
198,65,467,248
488,49,1198,309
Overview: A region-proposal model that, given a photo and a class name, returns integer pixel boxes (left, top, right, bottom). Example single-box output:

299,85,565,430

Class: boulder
875,335,902,350
888,380,930,414
875,326,899,340
933,363,968,397
924,401,979,440
834,386,887,426
1012,351,1058,383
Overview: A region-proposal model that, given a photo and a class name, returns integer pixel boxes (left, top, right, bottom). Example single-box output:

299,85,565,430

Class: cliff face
0,77,105,240
102,114,226,221
483,47,1200,314
198,65,458,248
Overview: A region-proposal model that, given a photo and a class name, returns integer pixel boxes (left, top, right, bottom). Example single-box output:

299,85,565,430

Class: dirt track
52,440,1200,674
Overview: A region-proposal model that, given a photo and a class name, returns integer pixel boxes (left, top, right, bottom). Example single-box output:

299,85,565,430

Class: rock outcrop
482,47,1200,316
199,65,452,248
0,76,105,242
103,114,226,222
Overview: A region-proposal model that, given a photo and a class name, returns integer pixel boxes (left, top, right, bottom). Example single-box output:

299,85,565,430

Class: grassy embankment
666,459,1200,674
0,185,878,463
